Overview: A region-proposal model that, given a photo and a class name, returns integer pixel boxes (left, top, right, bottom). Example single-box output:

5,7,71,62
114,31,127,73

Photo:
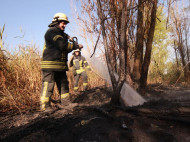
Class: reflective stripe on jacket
72,55,90,74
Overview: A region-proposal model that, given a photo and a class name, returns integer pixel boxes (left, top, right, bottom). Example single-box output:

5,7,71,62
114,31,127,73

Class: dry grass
0,45,41,113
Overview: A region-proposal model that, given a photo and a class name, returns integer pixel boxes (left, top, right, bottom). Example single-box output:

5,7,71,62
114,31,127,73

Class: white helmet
52,13,69,23
73,49,81,52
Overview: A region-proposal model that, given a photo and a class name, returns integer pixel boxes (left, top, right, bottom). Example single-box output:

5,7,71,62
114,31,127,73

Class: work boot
55,103,78,110
39,104,52,113
41,107,53,113
55,96,78,109
73,90,79,96
83,86,88,91
50,98,61,109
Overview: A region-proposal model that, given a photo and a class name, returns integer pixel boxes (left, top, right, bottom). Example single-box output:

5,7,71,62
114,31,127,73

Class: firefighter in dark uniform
40,13,83,111
70,49,91,92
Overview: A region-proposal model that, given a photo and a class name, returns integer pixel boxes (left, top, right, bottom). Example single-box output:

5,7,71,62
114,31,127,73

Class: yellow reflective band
61,93,69,99
43,43,46,53
41,104,46,110
86,66,90,69
79,60,83,67
74,87,79,90
68,42,73,50
76,69,85,74
53,35,63,41
41,64,66,66
41,61,66,65
41,65,66,67
84,61,87,63
41,61,67,69
83,83,88,86
40,97,49,103
41,65,67,69
42,82,48,97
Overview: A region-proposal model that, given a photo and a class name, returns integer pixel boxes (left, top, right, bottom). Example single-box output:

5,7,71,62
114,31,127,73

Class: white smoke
82,49,146,107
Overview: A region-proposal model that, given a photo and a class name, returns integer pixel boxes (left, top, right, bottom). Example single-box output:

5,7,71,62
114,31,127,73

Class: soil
0,84,190,142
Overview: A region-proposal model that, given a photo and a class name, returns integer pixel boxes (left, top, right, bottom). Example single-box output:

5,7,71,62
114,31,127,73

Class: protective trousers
74,71,88,91
40,70,69,110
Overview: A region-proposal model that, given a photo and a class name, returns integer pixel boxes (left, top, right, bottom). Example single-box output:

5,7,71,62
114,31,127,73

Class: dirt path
0,85,190,142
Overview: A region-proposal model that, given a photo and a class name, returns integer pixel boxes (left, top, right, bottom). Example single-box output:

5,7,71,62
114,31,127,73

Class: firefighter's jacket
41,27,77,71
70,55,90,75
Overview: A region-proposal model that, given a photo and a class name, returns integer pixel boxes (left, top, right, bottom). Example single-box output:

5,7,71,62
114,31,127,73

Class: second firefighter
70,49,91,92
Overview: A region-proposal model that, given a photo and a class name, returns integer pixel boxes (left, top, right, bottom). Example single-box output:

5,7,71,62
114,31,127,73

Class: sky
0,0,77,52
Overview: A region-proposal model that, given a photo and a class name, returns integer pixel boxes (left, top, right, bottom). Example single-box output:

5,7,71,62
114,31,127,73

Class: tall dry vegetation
0,44,41,112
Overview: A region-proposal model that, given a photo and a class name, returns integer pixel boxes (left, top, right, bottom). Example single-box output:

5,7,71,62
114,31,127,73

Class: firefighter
40,13,83,111
70,49,91,93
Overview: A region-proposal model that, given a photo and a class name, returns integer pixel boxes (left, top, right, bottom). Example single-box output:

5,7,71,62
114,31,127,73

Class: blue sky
0,0,77,51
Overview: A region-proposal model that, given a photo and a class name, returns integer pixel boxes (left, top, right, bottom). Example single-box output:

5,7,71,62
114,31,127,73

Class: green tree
148,6,171,83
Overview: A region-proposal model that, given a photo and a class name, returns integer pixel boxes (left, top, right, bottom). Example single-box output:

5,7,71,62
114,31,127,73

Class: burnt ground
0,84,190,142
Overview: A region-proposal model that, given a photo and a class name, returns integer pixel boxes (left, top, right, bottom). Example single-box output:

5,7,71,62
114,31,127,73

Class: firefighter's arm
67,36,83,52
45,30,67,51
67,42,81,53
83,57,91,71
67,42,83,53
45,29,78,51
53,35,70,51
62,35,83,52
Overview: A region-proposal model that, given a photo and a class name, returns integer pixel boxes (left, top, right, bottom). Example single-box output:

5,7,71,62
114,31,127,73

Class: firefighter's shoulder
45,27,60,36
45,27,63,41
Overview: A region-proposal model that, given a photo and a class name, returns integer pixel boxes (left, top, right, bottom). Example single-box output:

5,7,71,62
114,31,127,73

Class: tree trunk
133,0,144,87
97,0,127,105
185,29,190,63
140,0,158,91
109,0,117,72
178,42,188,80
111,0,127,105
174,40,179,67
97,0,117,90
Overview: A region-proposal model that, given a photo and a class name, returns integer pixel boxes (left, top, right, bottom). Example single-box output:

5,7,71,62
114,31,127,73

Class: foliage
148,6,171,83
